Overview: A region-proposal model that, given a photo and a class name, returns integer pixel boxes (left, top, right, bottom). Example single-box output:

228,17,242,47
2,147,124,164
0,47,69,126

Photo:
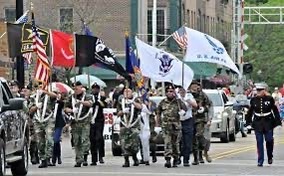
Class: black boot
38,160,48,168
164,157,171,168
83,154,88,166
133,154,139,166
99,157,104,164
47,158,55,166
199,151,205,163
173,158,178,168
192,152,199,165
30,141,39,165
74,162,82,167
152,151,157,163
122,156,130,167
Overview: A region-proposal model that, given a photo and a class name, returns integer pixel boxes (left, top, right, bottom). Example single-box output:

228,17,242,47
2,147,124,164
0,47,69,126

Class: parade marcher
51,92,66,166
190,81,212,165
64,81,94,167
246,83,282,167
156,85,187,168
89,83,107,166
178,87,197,167
29,82,58,168
117,88,143,167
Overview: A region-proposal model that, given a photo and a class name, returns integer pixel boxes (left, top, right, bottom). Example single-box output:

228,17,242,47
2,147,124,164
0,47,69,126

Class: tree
246,0,269,5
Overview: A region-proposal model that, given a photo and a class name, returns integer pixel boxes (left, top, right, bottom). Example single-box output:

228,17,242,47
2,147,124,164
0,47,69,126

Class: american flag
14,10,33,64
31,12,50,88
172,26,188,49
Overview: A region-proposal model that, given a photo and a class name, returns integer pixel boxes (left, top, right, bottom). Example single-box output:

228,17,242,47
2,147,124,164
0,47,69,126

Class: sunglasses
167,90,175,93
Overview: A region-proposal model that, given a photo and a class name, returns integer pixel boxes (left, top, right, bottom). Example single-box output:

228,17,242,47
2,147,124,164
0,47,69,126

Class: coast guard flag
135,37,194,89
183,27,240,76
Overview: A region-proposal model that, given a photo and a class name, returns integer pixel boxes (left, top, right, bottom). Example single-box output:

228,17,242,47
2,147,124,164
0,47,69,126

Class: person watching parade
246,83,282,167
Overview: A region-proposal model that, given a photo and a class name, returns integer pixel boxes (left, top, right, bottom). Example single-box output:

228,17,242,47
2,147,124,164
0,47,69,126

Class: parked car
0,78,29,176
203,89,237,143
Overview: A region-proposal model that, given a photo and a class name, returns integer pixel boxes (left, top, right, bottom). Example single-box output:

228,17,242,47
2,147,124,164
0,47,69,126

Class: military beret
165,85,175,92
255,82,268,90
91,82,100,89
74,81,83,86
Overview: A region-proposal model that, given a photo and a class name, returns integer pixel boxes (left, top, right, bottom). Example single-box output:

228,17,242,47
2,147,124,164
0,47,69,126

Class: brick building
0,0,233,85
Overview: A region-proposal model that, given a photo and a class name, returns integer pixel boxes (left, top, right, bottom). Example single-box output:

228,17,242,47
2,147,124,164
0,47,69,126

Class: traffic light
243,63,253,74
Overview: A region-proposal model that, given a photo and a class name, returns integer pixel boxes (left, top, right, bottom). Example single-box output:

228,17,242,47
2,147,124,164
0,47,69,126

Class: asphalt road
9,127,284,176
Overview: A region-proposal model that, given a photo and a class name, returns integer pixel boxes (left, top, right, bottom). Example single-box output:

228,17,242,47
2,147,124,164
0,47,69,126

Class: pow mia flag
75,34,130,80
7,23,50,58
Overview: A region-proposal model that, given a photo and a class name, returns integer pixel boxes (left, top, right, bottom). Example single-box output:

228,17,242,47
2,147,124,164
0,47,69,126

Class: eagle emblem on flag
204,34,224,55
156,51,174,77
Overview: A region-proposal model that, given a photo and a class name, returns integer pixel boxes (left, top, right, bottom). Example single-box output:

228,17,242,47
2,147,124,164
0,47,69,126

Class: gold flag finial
125,31,129,37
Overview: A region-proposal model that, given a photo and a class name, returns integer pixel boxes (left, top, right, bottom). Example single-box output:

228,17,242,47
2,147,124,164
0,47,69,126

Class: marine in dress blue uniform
246,83,282,167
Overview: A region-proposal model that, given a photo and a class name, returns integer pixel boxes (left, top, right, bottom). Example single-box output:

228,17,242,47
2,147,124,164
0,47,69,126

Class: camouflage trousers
71,122,90,163
120,127,140,156
29,117,37,143
34,119,55,160
162,121,182,158
193,122,206,152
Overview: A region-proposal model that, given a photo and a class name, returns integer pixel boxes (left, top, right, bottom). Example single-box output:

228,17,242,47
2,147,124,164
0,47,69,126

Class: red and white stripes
239,0,245,64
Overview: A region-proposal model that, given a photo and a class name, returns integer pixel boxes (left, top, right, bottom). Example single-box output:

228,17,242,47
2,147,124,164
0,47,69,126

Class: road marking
212,140,284,160
26,170,283,176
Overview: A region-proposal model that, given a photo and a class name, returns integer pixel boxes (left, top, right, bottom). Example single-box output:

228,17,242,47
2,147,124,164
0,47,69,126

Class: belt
254,112,272,117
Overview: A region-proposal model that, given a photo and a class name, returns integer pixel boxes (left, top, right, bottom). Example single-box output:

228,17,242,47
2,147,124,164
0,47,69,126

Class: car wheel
10,138,28,176
0,139,6,176
220,124,229,143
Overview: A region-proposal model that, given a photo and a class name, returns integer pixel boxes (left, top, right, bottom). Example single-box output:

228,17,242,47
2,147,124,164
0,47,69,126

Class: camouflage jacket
29,91,57,120
157,97,187,123
65,92,93,120
192,91,212,123
117,96,141,128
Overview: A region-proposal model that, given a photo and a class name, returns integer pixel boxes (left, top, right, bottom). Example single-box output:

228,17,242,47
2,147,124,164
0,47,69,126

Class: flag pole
73,32,77,84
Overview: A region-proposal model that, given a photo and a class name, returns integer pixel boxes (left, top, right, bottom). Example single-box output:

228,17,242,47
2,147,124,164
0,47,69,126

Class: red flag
51,30,75,67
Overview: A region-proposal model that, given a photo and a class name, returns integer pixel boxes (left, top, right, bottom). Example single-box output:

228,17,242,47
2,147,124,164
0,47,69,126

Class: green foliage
244,0,284,87
246,0,269,5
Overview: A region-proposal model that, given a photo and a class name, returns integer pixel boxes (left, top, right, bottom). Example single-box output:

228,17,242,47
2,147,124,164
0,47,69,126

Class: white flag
183,27,240,76
135,37,194,89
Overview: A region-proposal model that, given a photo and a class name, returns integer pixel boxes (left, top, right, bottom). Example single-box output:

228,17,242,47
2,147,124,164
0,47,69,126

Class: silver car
203,89,237,143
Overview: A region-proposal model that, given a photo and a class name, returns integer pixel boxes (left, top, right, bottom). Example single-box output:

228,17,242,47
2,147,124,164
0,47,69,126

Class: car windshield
206,93,223,106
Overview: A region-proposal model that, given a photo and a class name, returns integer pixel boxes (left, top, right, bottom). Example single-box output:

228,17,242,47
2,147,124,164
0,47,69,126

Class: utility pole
236,0,245,77
150,0,157,90
16,0,25,88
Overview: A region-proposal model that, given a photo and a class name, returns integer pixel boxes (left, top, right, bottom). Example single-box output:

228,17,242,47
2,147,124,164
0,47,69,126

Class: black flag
75,34,130,80
75,34,96,67
6,23,50,58
93,37,131,80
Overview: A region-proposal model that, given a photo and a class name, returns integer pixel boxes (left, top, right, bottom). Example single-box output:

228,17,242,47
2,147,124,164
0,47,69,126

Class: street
14,127,284,176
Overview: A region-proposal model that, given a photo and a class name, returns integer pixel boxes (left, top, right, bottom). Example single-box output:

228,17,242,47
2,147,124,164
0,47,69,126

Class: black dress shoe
38,160,48,168
184,163,190,167
90,162,97,166
99,158,104,164
145,161,150,166
257,163,263,167
268,159,273,165
82,161,88,166
140,160,145,164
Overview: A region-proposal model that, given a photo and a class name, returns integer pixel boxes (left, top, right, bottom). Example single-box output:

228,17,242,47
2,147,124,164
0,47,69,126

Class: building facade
0,0,233,83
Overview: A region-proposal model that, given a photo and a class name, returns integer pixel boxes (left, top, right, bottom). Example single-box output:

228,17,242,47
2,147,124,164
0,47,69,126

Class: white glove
197,107,205,113
73,108,79,114
38,90,43,95
37,102,43,109
123,107,130,114
178,110,186,117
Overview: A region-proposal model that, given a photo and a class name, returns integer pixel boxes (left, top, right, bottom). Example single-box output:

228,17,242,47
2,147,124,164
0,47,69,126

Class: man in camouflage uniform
117,88,143,167
190,81,212,165
156,85,187,168
29,82,58,168
64,81,93,167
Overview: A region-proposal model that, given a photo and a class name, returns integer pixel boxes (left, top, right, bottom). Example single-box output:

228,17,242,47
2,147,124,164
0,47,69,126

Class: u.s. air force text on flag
135,37,194,90
183,27,240,77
